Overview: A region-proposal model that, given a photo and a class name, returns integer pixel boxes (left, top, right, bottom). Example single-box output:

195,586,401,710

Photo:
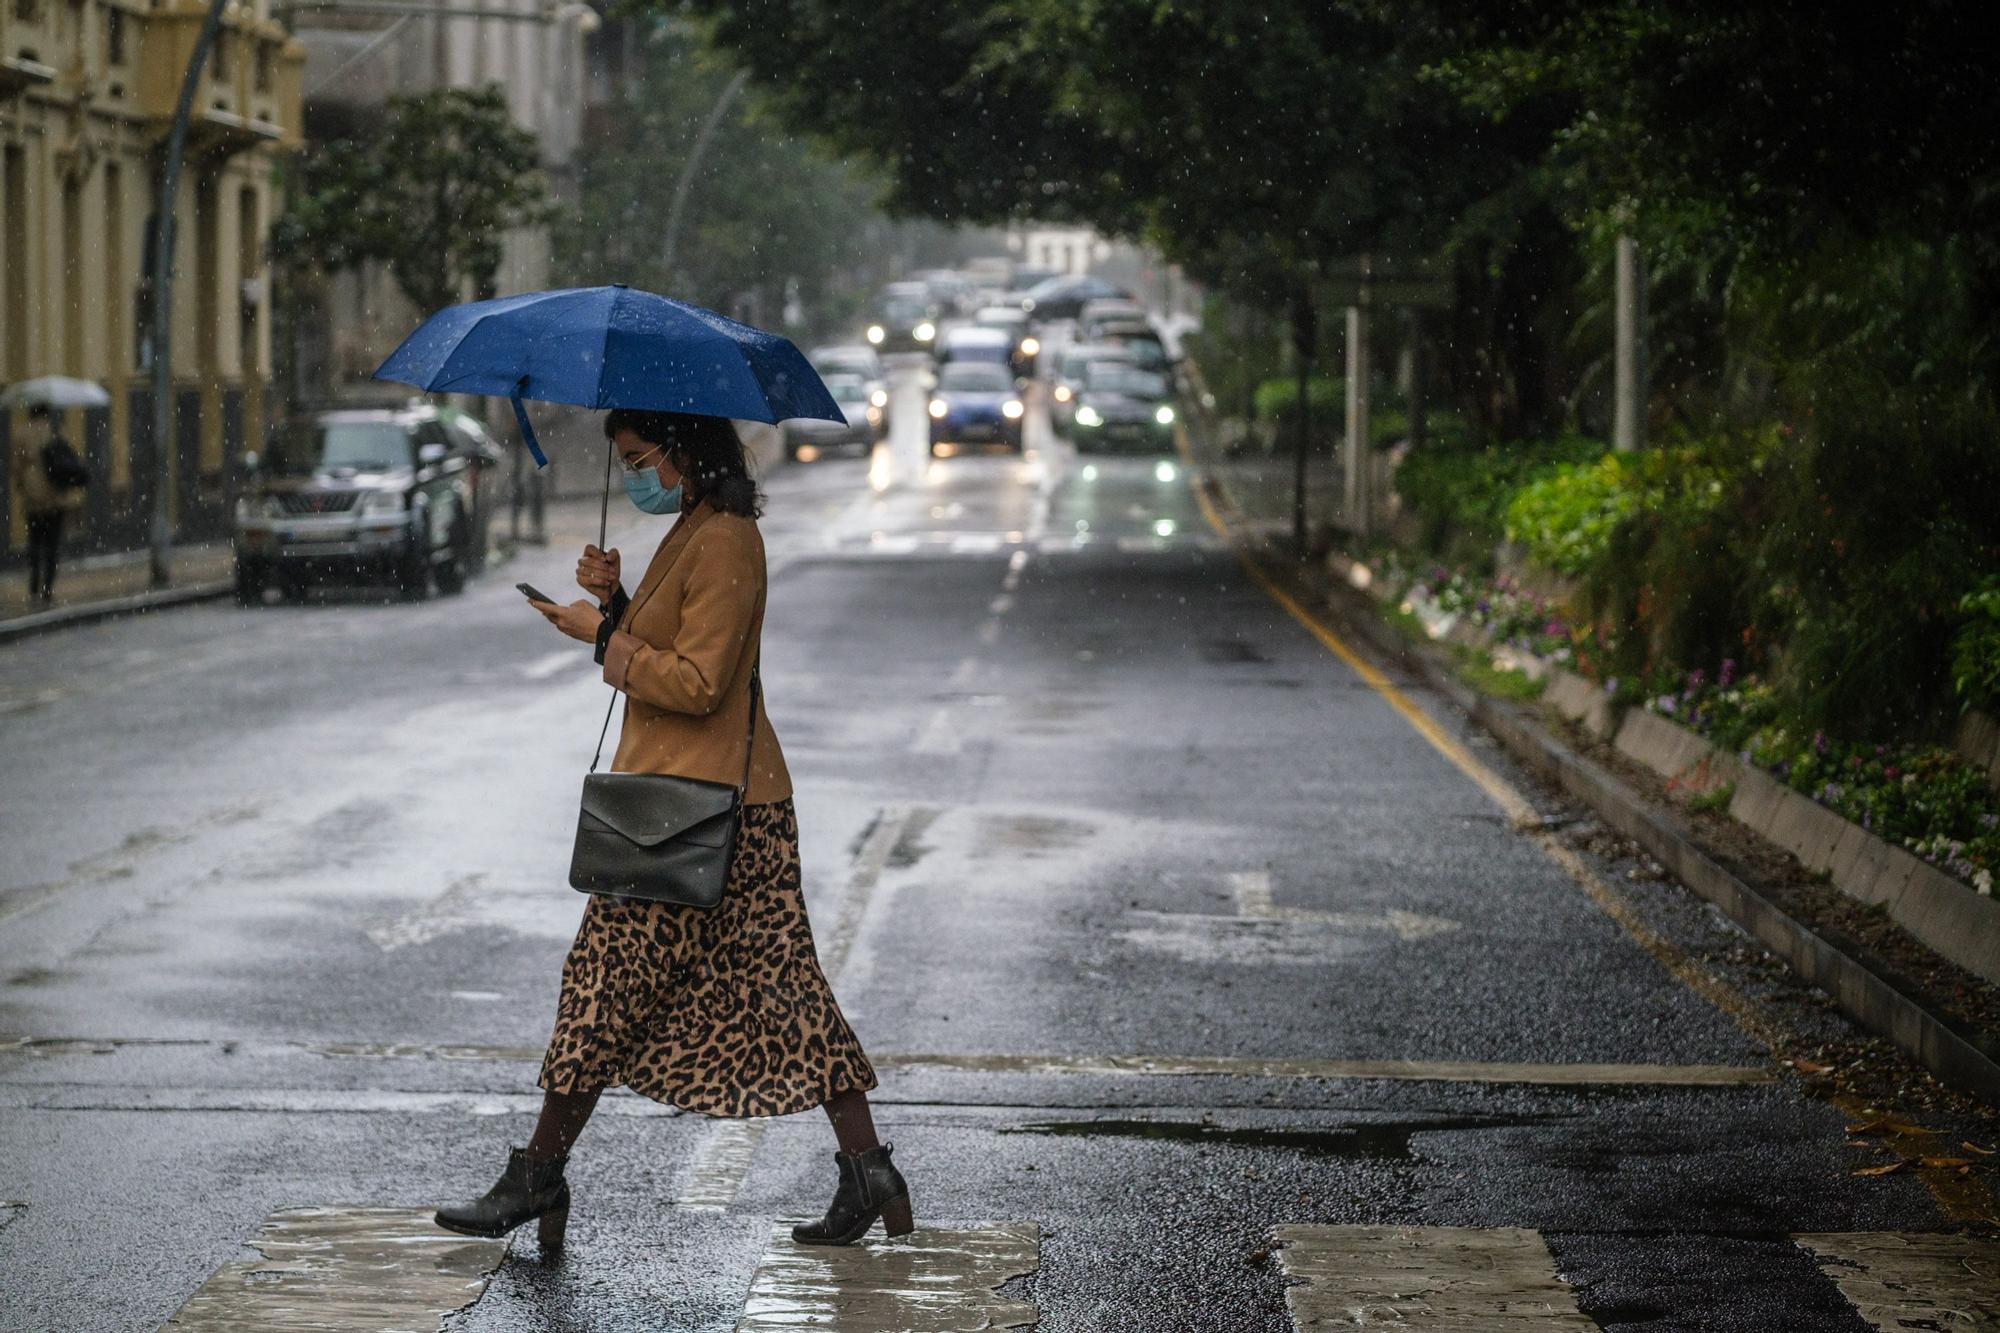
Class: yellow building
1,0,302,559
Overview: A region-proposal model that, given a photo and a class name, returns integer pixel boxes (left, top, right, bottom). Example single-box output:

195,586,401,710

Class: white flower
1975,868,1993,897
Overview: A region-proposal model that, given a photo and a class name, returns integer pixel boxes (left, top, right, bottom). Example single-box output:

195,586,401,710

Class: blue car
927,361,1024,455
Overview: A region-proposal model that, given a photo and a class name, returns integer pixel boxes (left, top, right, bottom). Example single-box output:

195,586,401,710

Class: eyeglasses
616,445,665,476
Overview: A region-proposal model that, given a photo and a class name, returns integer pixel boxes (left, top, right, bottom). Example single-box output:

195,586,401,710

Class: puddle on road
1199,638,1271,664
971,812,1096,858
998,1114,1546,1162
162,1206,507,1331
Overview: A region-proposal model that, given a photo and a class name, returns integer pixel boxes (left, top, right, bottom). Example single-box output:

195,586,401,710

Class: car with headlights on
865,283,940,353
1069,364,1178,454
234,406,488,603
972,305,1041,375
1049,341,1138,435
782,370,883,460
811,344,888,416
1075,298,1150,342
927,361,1025,455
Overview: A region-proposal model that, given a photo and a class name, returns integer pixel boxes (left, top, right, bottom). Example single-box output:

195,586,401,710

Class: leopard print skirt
537,798,878,1117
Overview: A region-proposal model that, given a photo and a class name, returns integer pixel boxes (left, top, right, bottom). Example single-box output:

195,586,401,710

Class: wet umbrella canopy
371,284,845,468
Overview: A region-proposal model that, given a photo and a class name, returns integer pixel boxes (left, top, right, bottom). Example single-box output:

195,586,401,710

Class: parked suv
234,405,495,603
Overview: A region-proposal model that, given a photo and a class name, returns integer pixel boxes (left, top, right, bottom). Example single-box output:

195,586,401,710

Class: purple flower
1813,731,1828,755
1687,668,1706,690
1719,658,1736,687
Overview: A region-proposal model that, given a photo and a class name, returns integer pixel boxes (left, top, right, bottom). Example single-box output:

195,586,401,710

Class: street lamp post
148,0,232,589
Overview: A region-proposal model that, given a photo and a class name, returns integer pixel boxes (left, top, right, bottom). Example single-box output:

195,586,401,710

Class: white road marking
1231,869,1278,916
877,1051,1775,1087
947,656,980,687
913,707,962,754
676,1119,770,1209
163,1207,507,1332
1795,1232,2000,1331
950,533,1005,554
737,1221,1039,1332
363,875,579,951
1273,1224,1595,1330
520,650,584,680
989,593,1014,615
1226,869,1460,940
977,617,1002,646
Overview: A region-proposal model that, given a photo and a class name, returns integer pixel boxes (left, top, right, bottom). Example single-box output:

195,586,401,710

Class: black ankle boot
434,1147,571,1253
792,1142,914,1246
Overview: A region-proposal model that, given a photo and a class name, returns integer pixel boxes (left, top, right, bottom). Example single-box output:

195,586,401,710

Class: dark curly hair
602,409,763,518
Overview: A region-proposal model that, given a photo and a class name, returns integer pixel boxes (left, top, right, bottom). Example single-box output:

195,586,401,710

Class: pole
1290,285,1315,556
1613,231,1645,452
1344,256,1372,542
149,0,232,588
661,68,750,274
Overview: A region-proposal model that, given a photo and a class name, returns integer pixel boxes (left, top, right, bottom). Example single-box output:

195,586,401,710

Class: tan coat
12,418,84,516
600,498,791,804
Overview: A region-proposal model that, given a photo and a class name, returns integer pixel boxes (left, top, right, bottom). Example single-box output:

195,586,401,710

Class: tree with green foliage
271,86,554,314
552,20,911,337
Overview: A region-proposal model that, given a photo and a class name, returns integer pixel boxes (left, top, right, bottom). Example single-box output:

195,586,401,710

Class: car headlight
1074,406,1103,428
1053,385,1072,402
1155,404,1176,425
869,388,888,408
866,325,885,344
1002,399,1025,420
914,322,936,342
1020,336,1040,356
361,490,409,514
867,406,883,426
928,399,949,419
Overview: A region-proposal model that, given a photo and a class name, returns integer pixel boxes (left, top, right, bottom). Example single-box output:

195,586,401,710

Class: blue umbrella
372,285,844,469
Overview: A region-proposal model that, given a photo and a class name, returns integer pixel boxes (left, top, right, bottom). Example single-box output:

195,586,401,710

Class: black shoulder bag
567,658,760,909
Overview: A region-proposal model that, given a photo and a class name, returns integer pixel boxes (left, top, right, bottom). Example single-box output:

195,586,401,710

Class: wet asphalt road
0,404,1977,1331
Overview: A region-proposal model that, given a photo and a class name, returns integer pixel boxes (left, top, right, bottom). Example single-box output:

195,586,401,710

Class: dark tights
522,1084,880,1160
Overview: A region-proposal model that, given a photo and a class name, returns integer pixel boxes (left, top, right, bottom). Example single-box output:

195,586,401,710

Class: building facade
1,0,303,560
291,0,590,398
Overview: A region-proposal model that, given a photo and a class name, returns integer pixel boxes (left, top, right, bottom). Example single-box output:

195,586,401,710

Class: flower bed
1384,558,2000,897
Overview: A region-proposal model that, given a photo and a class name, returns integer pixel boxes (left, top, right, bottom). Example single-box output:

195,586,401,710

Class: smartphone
517,581,554,603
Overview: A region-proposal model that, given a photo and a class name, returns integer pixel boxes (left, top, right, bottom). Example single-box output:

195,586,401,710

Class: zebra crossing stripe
736,1220,1038,1332
161,1207,506,1332
1273,1225,1594,1329
1794,1232,2000,1331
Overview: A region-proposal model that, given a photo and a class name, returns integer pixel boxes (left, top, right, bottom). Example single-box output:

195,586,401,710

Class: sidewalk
0,541,236,641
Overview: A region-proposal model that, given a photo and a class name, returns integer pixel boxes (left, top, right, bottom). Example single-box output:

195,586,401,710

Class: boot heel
879,1194,914,1238
537,1196,570,1253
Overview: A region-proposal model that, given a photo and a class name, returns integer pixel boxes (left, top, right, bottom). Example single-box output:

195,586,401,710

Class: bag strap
589,652,762,794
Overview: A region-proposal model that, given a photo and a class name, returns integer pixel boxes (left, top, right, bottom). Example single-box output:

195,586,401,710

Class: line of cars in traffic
795,261,1184,460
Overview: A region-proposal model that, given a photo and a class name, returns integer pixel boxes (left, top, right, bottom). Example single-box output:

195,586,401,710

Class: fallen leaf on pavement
1854,1161,1908,1177
1964,1142,1995,1156
1795,1060,1833,1075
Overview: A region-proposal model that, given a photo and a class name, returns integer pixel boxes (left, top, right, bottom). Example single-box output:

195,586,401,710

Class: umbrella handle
509,393,548,468
599,436,612,554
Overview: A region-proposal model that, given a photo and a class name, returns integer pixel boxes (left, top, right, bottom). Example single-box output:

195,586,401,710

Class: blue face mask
623,465,683,515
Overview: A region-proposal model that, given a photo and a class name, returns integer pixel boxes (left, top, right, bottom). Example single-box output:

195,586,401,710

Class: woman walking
434,409,910,1253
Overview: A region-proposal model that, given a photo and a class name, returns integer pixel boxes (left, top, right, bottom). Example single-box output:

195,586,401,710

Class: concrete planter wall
1614,707,2000,987
1357,557,2000,986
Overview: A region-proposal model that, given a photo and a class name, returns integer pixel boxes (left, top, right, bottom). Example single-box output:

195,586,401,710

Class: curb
1281,556,2000,1106
0,581,234,646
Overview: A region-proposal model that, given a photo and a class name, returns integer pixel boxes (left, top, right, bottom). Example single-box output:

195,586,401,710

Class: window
210,31,227,82
253,42,270,92
105,5,125,66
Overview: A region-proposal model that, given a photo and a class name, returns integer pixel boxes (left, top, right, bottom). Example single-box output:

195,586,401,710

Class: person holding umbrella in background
377,288,915,1255
4,378,102,606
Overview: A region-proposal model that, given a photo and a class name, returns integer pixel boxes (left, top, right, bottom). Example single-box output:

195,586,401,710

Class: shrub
1504,454,1635,576
1394,433,1603,563
1951,577,2000,714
